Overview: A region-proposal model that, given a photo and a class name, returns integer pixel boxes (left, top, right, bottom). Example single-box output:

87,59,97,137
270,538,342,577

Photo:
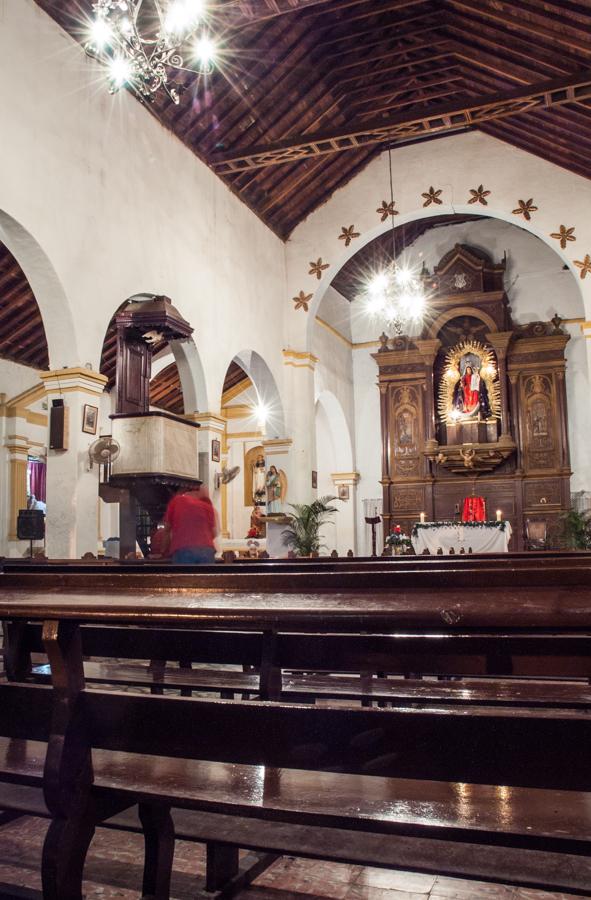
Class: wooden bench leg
206,842,239,891
138,802,175,900
41,808,96,900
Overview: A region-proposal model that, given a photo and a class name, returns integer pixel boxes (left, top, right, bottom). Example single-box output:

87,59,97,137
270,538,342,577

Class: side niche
523,374,557,471
391,385,422,479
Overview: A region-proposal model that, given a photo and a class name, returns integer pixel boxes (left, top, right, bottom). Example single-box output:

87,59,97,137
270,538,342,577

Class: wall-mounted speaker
17,509,45,541
49,399,69,450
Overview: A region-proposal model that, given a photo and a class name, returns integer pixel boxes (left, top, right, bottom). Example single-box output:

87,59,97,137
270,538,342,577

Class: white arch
0,209,78,367
282,134,591,352
171,337,209,413
304,206,588,351
230,349,286,437
315,390,354,473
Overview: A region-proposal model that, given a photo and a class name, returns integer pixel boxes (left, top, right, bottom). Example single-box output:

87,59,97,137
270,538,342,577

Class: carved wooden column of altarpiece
373,244,571,550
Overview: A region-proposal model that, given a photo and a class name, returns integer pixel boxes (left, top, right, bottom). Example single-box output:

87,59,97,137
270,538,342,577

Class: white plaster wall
0,0,287,416
0,360,41,399
285,131,591,356
313,289,355,438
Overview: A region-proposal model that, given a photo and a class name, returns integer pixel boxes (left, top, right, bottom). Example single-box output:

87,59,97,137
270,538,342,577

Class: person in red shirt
163,486,218,564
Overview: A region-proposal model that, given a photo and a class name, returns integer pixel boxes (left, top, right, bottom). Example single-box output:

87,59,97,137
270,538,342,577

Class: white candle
496,509,502,521
420,512,426,524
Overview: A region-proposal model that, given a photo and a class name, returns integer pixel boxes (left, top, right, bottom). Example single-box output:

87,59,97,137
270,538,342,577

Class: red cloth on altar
462,496,486,522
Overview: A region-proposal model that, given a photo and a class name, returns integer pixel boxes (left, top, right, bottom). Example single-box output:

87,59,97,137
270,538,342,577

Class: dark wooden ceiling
33,0,591,239
149,358,248,414
331,212,483,300
0,242,49,371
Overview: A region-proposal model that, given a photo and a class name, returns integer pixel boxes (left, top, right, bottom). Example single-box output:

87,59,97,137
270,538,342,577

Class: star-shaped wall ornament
376,200,398,222
422,186,442,207
339,225,360,246
468,184,491,205
292,290,312,311
574,255,591,279
308,258,329,280
550,225,576,249
512,198,538,221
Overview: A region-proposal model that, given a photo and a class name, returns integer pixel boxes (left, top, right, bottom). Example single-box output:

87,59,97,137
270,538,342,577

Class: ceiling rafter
447,0,591,55
211,70,591,173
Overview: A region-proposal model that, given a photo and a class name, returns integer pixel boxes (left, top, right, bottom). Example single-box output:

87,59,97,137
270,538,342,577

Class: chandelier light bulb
194,33,217,71
89,17,113,49
165,0,203,34
109,56,132,88
368,272,388,297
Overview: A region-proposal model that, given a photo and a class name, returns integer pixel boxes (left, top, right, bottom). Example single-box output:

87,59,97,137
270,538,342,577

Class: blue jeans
172,547,216,565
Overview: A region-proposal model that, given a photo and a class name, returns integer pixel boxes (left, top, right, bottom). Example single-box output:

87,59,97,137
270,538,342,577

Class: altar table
411,521,512,555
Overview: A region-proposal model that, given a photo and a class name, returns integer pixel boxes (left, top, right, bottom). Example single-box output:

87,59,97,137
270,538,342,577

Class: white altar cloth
411,521,512,555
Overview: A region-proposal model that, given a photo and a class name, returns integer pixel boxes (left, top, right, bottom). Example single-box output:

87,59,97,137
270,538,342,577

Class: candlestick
496,509,502,521
420,512,426,524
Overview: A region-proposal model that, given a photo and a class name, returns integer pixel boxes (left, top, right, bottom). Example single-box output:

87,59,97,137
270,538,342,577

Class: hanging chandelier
360,148,428,335
85,0,217,105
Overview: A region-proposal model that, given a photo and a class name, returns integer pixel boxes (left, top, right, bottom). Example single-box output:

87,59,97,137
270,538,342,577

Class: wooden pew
7,623,591,709
2,613,591,898
3,556,591,707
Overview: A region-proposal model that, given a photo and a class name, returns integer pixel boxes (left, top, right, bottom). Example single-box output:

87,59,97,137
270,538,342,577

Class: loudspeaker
49,399,69,450
17,509,45,541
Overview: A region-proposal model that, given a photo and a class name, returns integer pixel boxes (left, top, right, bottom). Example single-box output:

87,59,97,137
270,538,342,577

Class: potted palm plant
282,495,338,557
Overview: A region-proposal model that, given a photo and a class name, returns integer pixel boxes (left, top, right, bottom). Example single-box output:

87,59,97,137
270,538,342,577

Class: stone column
282,350,318,504
39,367,108,558
5,437,29,541
331,471,360,555
262,438,293,514
485,332,514,441
189,411,226,497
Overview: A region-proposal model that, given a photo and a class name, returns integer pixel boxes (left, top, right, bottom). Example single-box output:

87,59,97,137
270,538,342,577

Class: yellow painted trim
315,317,353,348
6,383,45,409
331,471,360,481
223,405,254,419
226,431,264,440
283,349,319,362
283,361,316,371
40,385,105,398
40,366,108,385
12,407,48,426
354,339,382,350
8,456,27,540
222,377,253,405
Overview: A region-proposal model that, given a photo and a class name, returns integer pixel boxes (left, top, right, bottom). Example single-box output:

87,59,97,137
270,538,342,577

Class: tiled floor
0,815,585,900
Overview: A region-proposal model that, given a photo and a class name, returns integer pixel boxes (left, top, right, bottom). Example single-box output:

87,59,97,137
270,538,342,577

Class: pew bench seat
29,660,591,708
0,737,590,895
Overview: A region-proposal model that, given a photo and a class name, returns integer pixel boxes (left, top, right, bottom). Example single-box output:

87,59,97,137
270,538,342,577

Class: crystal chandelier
360,148,428,335
85,0,217,105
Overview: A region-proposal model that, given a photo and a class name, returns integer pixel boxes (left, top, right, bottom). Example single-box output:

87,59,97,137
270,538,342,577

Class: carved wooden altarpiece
373,244,571,550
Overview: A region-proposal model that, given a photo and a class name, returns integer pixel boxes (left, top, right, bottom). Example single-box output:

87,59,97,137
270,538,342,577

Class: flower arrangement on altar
385,524,412,554
411,520,508,538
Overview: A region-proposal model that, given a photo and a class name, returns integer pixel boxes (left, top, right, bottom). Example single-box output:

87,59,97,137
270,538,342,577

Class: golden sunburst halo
437,340,501,425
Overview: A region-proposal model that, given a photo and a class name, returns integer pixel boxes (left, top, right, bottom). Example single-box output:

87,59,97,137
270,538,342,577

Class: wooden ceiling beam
352,72,463,108
445,16,582,77
480,120,590,181
225,0,375,29
336,45,452,87
446,0,591,56
211,70,591,173
327,28,447,74
359,87,465,119
302,0,430,25
321,6,439,51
